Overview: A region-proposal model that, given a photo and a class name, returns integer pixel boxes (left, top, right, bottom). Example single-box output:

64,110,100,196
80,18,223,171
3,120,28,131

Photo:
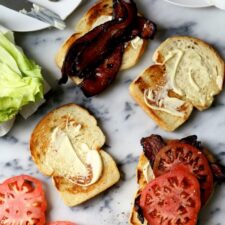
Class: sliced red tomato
0,175,47,225
48,222,77,225
153,142,213,205
140,168,201,225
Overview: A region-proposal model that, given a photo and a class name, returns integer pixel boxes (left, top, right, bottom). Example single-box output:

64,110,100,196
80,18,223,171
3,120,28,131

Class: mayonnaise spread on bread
45,126,103,187
144,47,221,116
144,50,186,117
92,15,143,50
131,36,144,50
142,162,155,183
162,49,221,106
144,89,185,117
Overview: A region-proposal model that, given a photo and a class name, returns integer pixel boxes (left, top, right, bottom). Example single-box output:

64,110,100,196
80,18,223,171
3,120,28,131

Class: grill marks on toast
134,65,166,92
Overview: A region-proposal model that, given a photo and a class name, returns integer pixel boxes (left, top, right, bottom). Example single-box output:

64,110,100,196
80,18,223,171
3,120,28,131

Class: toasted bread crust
129,190,146,225
129,154,153,225
30,104,120,206
55,0,148,85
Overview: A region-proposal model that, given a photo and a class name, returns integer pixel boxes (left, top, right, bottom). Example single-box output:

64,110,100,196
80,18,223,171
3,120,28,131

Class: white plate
164,0,213,8
0,0,82,32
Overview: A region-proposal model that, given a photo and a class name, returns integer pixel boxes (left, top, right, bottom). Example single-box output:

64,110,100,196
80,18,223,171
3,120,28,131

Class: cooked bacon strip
180,135,202,149
141,134,166,167
113,0,127,19
75,0,137,77
61,0,157,96
210,163,225,183
60,21,114,83
136,16,157,39
80,44,124,97
80,16,157,97
121,16,156,43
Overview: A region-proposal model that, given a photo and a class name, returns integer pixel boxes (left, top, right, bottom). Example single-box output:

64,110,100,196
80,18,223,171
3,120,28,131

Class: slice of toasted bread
55,0,148,85
130,154,153,225
130,36,225,131
30,103,106,175
30,104,120,206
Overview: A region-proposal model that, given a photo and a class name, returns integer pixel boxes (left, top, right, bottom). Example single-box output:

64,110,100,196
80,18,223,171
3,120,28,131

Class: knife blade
0,0,66,30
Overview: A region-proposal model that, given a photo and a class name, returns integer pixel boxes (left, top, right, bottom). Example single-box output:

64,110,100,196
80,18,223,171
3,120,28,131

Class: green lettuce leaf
0,32,44,123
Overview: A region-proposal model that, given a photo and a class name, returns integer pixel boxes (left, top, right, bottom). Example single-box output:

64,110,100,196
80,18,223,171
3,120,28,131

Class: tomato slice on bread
153,142,213,205
0,175,47,225
48,222,77,225
140,168,201,225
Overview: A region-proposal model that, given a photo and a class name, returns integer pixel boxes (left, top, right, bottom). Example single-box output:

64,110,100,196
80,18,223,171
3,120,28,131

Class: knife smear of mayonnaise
45,124,103,186
0,25,50,137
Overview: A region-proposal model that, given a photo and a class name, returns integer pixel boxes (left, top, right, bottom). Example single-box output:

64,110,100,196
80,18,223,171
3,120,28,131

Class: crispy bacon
80,44,124,97
180,135,202,149
210,163,225,183
75,0,137,77
136,16,157,40
60,21,114,83
61,0,157,97
141,134,165,167
121,17,157,43
113,0,127,19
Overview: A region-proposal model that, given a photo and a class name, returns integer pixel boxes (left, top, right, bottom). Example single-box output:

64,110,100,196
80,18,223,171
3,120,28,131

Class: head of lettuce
0,31,44,123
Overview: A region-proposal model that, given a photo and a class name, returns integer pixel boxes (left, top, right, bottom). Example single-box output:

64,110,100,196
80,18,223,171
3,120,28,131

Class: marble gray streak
0,156,47,181
0,134,19,144
117,153,139,182
1,0,225,224
157,22,196,41
123,102,137,120
118,154,139,167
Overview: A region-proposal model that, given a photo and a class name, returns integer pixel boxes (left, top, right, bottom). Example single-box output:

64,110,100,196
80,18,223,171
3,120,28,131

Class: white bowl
164,0,213,8
211,0,225,9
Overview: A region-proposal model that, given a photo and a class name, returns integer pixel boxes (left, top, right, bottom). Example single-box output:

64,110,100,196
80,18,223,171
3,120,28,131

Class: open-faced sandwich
130,36,225,131
130,134,225,225
0,25,50,137
56,0,157,97
30,104,120,206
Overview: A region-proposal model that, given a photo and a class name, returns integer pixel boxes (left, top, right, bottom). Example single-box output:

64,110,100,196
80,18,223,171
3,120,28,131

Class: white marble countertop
1,0,225,224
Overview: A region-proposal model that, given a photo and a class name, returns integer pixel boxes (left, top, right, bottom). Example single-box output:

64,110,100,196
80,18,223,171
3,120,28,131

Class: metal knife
0,0,66,30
